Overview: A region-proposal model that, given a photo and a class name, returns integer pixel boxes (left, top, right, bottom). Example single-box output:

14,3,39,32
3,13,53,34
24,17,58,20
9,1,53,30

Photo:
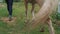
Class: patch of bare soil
0,17,17,26
1,17,16,22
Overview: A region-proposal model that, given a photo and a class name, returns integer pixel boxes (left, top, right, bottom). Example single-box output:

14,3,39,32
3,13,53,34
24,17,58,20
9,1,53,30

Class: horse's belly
28,0,36,3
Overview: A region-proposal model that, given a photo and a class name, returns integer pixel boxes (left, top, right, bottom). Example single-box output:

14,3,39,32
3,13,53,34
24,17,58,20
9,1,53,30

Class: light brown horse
23,0,58,34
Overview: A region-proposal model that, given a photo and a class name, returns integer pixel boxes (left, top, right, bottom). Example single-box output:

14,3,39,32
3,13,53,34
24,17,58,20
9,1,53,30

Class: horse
5,0,13,21
24,0,36,22
23,0,58,34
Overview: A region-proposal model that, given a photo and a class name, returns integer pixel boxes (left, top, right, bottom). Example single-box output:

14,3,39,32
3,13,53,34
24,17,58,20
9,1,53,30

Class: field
0,2,60,34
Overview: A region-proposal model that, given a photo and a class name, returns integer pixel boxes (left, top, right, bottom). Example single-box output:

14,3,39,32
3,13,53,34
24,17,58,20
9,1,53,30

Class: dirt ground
0,17,17,26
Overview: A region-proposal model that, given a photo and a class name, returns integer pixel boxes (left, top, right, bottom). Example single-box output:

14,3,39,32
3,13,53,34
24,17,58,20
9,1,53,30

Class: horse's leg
24,0,29,23
31,3,35,19
40,24,45,32
6,0,13,21
46,18,55,34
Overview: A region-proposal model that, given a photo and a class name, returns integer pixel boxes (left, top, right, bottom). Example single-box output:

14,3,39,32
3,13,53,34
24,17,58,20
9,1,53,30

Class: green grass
0,2,60,34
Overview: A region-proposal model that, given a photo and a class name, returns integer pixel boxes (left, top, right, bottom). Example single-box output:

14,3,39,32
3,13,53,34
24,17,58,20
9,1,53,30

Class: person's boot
8,15,12,21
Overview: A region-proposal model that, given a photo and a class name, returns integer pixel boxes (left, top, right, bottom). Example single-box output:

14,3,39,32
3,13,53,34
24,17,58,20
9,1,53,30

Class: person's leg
5,0,13,21
31,3,35,19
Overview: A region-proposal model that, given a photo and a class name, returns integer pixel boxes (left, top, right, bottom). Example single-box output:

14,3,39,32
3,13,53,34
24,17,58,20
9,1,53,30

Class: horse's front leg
46,18,55,34
24,0,28,23
31,3,35,19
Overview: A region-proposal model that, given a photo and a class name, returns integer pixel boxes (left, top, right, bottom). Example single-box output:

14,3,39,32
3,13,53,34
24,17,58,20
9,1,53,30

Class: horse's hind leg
31,3,35,19
46,18,55,34
24,0,29,23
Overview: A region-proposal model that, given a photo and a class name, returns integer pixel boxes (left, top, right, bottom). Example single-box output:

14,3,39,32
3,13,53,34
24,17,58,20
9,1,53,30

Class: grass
0,2,60,34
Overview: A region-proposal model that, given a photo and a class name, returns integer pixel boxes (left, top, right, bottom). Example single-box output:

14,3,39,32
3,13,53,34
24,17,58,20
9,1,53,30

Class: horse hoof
40,28,45,32
40,30,44,32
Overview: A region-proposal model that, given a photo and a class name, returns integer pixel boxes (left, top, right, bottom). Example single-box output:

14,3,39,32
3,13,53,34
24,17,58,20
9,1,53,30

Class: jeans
5,0,13,16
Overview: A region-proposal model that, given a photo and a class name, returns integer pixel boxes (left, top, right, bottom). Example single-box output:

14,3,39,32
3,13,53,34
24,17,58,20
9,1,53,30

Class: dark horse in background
5,0,13,21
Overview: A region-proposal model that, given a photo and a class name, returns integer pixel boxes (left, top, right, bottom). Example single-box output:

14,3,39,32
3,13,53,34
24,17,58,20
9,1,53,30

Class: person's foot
8,15,12,21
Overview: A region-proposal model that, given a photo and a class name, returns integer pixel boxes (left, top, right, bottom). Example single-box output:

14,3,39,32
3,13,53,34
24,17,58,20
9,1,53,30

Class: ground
0,2,60,34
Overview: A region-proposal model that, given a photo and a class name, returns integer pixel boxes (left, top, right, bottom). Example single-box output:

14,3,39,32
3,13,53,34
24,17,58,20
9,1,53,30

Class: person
5,0,13,21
